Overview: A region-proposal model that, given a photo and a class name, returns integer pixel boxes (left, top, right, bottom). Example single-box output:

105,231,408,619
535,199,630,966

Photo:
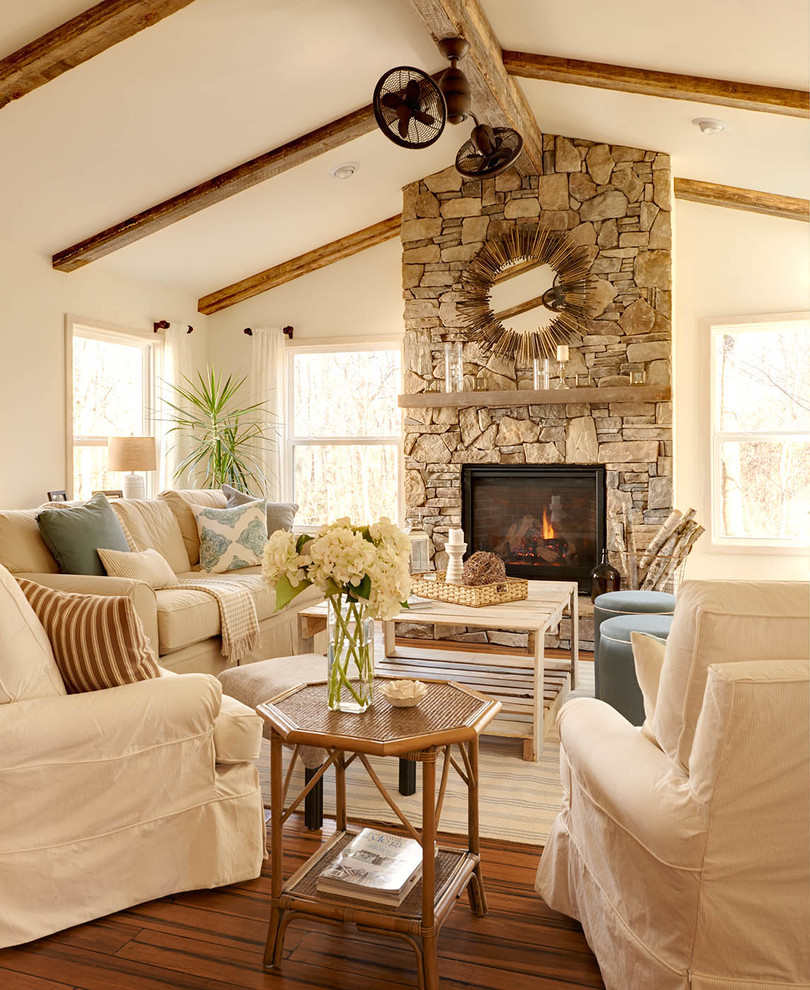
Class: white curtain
157,322,195,491
248,326,287,501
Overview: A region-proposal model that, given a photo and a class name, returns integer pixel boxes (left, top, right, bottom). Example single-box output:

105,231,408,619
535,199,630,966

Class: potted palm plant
162,368,275,490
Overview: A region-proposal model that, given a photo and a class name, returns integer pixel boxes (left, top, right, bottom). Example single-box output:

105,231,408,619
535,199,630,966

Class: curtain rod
243,325,294,339
153,320,193,333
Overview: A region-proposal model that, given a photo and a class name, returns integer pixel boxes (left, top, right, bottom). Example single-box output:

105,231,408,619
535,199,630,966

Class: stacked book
316,828,423,906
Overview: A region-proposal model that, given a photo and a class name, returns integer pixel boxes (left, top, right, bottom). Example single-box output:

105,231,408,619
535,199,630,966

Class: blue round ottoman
594,589,676,665
597,613,673,724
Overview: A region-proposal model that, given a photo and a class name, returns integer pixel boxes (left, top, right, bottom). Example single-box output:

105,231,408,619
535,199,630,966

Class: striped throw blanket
176,577,259,664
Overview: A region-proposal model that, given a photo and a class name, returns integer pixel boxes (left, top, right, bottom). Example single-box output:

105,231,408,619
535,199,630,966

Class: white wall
673,201,810,580
207,239,403,375
0,238,208,509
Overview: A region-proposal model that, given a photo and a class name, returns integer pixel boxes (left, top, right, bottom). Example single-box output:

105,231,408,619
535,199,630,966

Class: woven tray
411,571,528,607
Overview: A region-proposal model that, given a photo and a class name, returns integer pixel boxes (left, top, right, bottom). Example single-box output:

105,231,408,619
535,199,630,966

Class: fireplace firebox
461,464,606,594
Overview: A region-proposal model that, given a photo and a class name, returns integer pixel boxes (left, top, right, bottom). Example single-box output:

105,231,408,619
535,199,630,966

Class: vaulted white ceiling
0,0,807,299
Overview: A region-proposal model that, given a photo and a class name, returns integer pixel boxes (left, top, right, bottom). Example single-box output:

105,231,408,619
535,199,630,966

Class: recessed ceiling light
692,117,727,135
331,162,359,180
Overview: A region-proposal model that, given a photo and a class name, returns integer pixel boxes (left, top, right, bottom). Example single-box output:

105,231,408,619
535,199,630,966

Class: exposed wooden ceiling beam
52,103,380,272
674,179,809,221
198,214,403,315
0,0,196,111
408,0,544,174
502,51,809,119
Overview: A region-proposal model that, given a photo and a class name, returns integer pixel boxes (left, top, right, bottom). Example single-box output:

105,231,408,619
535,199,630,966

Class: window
287,345,401,527
68,321,157,500
711,316,810,546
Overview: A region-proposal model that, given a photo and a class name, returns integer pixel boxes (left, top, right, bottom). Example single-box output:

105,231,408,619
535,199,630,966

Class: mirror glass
489,261,556,336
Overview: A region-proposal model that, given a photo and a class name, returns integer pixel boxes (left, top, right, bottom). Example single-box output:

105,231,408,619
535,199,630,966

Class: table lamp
107,436,157,499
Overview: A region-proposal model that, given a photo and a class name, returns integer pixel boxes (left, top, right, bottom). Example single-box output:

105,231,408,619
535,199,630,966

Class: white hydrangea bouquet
263,518,412,712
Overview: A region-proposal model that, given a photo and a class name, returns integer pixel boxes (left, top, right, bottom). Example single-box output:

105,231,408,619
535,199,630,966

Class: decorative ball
462,551,507,586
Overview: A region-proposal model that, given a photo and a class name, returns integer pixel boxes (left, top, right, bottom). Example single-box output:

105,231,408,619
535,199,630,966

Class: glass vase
327,594,374,712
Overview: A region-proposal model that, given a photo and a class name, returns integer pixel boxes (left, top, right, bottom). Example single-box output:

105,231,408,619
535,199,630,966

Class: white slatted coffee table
379,581,577,761
298,581,578,761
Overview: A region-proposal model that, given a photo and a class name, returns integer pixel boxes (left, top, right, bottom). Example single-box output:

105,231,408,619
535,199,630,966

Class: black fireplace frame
461,463,607,594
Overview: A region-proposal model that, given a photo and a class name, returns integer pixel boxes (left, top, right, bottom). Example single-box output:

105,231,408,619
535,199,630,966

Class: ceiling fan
372,37,524,177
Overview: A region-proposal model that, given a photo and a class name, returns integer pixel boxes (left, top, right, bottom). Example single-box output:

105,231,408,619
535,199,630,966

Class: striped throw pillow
17,580,160,694
97,547,179,590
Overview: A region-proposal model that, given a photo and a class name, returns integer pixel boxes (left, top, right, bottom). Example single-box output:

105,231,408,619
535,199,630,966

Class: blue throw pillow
37,493,130,576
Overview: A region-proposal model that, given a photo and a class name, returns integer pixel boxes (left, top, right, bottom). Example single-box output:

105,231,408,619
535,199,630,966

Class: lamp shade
107,436,157,472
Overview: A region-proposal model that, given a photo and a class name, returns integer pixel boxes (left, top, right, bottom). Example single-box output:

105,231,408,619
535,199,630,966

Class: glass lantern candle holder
444,341,464,393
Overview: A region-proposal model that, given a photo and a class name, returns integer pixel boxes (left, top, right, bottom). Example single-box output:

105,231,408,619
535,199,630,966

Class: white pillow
192,500,268,574
631,631,667,746
0,564,66,704
97,547,179,590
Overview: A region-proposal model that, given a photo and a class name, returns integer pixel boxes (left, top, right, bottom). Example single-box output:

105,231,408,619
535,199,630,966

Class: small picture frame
92,490,124,499
47,490,68,502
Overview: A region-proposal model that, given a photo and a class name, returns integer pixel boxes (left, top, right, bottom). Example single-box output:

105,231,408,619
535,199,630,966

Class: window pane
293,350,400,437
293,445,399,526
715,324,810,433
718,439,810,539
73,446,117,501
73,335,144,437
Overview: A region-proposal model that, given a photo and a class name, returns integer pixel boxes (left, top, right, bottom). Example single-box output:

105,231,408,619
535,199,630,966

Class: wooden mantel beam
674,179,809,221
0,0,196,111
198,214,403,315
502,51,809,119
408,0,545,174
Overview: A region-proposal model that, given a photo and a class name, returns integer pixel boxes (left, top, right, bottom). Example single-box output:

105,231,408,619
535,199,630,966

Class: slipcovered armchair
0,565,266,949
537,580,810,990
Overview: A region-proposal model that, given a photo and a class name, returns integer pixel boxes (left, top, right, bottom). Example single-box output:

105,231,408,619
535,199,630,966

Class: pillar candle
448,528,464,545
556,344,569,362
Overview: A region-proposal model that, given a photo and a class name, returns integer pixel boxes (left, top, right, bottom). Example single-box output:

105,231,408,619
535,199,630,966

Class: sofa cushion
631,631,667,745
156,572,277,653
0,508,60,575
222,484,298,535
98,548,179,591
110,499,190,573
0,565,66,704
17,579,159,694
653,579,810,769
159,490,226,566
214,693,263,763
192,501,267,573
36,494,130,576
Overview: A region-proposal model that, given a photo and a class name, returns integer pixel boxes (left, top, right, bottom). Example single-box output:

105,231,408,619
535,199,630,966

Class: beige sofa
536,580,810,990
0,489,322,675
0,562,266,948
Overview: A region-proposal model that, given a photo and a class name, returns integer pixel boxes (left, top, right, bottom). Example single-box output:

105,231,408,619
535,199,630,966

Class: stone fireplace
462,464,606,593
401,131,674,602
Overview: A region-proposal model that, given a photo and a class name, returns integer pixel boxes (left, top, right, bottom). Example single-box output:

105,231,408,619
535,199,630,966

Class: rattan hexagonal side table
257,677,501,990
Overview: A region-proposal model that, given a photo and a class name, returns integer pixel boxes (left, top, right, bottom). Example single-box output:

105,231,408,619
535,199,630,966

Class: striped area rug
258,660,594,847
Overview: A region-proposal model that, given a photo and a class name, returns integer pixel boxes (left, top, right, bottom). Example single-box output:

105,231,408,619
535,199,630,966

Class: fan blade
404,78,421,105
398,115,411,139
381,93,403,111
412,110,435,126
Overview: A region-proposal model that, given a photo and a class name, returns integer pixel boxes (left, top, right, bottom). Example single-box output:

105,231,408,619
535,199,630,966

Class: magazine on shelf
316,828,423,906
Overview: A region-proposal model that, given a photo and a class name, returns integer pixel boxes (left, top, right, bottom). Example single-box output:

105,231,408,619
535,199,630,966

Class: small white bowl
381,679,428,708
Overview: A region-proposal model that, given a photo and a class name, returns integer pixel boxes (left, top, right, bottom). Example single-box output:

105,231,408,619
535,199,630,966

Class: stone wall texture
401,133,673,574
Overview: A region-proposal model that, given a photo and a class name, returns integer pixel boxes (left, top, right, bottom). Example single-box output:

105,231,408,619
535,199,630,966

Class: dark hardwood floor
0,815,604,990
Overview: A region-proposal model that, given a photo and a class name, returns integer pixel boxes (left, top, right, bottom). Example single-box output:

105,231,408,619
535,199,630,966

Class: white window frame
285,337,404,528
709,312,810,551
65,316,160,500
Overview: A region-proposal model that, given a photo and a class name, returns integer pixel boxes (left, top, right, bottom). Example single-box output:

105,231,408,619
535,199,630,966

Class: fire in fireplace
461,464,606,594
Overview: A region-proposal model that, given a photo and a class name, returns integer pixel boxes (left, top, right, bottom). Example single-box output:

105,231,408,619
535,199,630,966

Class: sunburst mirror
457,224,597,365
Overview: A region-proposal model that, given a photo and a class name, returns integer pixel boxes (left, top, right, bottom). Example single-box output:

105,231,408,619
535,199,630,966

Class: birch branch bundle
612,506,703,591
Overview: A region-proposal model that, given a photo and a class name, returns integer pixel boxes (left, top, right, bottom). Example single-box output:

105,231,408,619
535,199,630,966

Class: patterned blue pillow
191,500,267,573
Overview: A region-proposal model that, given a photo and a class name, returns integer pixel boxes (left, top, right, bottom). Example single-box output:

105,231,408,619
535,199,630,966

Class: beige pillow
98,548,179,590
111,499,190,573
631,631,667,745
0,508,59,574
0,565,66,703
18,579,160,694
159,490,227,566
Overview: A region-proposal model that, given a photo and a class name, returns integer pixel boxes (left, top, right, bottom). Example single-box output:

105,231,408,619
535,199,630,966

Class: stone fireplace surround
402,133,673,590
